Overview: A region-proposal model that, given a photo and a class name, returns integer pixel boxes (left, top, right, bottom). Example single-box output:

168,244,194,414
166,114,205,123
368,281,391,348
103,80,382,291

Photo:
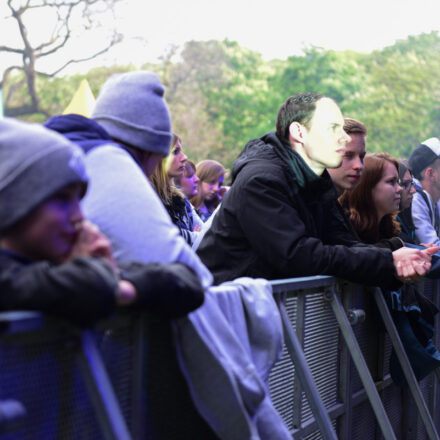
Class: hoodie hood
45,114,114,153
232,132,280,183
232,131,335,200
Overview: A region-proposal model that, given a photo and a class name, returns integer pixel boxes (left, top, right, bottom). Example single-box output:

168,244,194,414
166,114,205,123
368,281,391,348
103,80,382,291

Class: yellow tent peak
63,79,96,117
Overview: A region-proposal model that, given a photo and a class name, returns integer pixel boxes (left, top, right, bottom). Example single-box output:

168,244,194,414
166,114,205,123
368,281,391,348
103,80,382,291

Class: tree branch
47,32,122,76
0,65,24,88
0,46,25,54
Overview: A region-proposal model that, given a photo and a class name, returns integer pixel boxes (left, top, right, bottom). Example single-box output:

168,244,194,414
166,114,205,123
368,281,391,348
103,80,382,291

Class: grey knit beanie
92,71,172,156
0,118,88,233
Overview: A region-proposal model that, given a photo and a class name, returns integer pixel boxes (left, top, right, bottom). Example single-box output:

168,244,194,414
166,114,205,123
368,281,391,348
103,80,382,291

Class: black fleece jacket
0,250,205,326
197,132,400,289
0,249,117,327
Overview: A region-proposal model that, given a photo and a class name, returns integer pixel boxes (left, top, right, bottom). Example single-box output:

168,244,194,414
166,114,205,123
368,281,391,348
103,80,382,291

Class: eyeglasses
399,179,415,189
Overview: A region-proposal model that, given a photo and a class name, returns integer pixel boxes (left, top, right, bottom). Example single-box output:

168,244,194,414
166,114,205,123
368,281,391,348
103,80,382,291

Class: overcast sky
1,0,440,74
110,0,440,61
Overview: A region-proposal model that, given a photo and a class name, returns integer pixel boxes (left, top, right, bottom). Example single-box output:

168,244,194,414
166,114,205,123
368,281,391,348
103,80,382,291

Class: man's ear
426,166,435,178
289,122,307,144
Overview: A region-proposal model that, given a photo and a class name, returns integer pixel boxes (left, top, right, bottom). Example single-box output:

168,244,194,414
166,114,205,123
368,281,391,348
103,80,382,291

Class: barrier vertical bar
338,282,355,439
327,287,397,440
373,288,439,440
77,330,132,440
292,293,305,429
276,294,338,440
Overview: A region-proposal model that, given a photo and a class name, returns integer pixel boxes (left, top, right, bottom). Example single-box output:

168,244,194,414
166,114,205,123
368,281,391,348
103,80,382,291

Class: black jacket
197,132,400,289
0,249,117,327
0,249,205,325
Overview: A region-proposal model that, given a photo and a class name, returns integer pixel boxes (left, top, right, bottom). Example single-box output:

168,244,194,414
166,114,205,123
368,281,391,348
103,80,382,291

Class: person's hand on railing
392,245,440,283
420,242,437,248
116,280,138,305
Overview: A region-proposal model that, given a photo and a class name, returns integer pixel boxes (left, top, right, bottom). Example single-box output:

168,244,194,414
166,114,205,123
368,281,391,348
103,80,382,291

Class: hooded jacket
197,132,400,289
45,114,213,289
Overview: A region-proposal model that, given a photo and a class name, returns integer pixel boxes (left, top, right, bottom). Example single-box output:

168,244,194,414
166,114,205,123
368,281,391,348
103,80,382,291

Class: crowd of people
2,70,440,433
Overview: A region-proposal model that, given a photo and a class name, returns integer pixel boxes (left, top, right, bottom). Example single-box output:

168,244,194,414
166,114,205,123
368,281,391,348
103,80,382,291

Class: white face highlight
293,98,351,175
167,141,188,179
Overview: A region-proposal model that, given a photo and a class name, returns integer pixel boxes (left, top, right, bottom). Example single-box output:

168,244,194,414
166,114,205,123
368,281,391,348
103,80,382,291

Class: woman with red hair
340,153,403,246
341,152,440,386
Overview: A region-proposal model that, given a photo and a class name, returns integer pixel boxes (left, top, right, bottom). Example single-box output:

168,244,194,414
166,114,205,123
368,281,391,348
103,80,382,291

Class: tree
155,39,274,169
272,46,368,109
1,0,122,118
352,32,440,158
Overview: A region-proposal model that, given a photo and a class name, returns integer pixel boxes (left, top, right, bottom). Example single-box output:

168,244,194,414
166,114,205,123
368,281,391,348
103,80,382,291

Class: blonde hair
165,133,183,174
150,158,184,206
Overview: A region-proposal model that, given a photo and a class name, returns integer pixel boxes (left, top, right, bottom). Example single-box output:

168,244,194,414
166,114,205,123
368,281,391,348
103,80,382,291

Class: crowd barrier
0,276,439,439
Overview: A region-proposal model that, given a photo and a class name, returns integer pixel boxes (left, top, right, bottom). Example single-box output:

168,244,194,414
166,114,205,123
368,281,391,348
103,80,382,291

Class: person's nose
341,131,351,144
353,156,363,171
181,152,188,163
71,198,84,225
396,183,403,195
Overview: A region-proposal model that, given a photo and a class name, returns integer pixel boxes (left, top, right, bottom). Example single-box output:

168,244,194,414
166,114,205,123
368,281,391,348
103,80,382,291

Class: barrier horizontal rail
270,275,335,293
0,275,439,439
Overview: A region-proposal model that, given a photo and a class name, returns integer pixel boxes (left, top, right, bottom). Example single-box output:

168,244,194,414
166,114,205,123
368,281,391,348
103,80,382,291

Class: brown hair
190,159,226,209
343,118,367,136
275,92,324,144
339,153,401,243
150,158,183,206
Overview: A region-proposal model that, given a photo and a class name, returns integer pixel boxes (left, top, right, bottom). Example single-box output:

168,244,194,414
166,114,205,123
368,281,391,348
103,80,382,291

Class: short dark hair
398,158,411,181
343,118,367,136
276,92,324,144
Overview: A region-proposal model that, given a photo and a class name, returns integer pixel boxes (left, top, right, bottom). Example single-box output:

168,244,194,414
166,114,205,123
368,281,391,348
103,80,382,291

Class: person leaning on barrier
328,119,408,252
44,71,212,289
340,153,440,384
327,117,366,196
197,92,437,286
0,118,204,327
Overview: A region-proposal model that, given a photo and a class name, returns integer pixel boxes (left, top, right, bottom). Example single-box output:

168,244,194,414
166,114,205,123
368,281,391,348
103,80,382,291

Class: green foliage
275,46,368,104
6,31,440,170
157,39,276,168
349,32,440,158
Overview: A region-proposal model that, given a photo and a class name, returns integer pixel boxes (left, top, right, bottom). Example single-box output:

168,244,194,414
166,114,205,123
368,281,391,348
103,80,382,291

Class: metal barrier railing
0,277,439,439
269,276,440,440
0,311,132,440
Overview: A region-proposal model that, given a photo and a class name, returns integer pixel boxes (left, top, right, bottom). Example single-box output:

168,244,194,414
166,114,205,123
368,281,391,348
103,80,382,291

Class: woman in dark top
340,152,440,385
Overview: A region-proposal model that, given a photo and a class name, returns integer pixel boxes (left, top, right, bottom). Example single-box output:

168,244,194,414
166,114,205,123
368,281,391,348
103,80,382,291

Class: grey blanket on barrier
172,277,291,440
